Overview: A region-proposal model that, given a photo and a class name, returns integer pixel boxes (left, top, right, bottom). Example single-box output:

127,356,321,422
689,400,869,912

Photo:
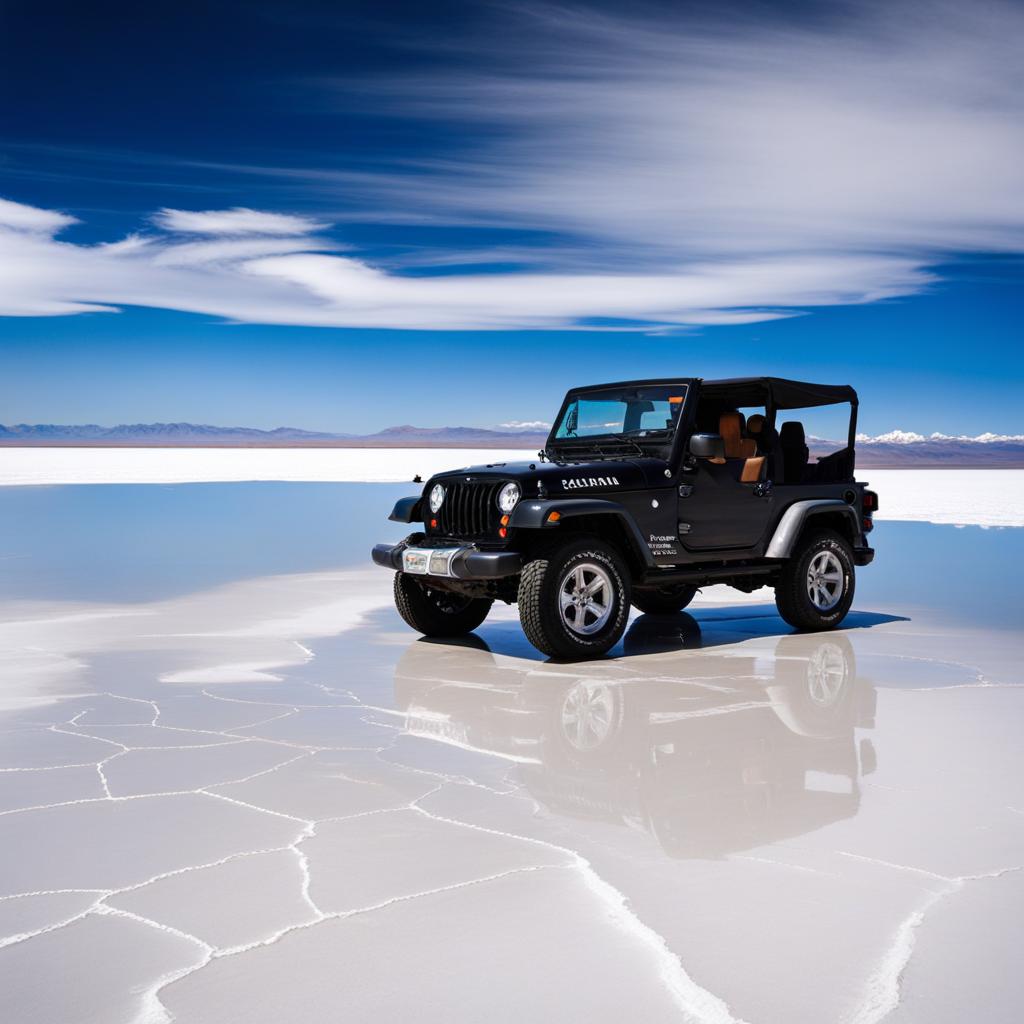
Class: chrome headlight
428,483,445,513
497,482,521,514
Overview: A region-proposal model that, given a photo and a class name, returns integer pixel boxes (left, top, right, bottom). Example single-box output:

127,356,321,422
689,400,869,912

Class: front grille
435,481,503,538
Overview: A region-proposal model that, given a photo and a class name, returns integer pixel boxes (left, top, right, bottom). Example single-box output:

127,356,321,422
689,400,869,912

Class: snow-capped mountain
857,430,1024,445
828,431,1024,466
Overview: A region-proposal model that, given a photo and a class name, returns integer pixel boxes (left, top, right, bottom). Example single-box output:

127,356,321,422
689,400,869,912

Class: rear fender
765,499,861,558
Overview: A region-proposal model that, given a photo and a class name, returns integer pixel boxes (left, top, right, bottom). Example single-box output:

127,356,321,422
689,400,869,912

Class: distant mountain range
0,423,346,443
1,422,1022,466
0,422,549,448
820,432,1024,467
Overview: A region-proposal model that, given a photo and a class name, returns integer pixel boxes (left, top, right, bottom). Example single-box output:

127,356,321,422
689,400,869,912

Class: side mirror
689,433,725,459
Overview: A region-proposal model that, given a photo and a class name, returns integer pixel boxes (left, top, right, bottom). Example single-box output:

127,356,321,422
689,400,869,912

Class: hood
426,456,669,497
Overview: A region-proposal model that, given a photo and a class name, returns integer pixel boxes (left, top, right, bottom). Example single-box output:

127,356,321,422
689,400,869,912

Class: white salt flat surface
0,447,1021,527
1,483,1022,1024
2,566,1022,1024
857,468,1024,528
0,447,527,487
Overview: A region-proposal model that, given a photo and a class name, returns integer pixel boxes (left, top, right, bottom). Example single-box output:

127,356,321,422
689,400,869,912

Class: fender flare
508,498,655,568
388,495,423,523
765,499,861,559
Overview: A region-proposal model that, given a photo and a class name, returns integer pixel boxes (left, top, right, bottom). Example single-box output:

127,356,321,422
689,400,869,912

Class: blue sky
1,0,1022,435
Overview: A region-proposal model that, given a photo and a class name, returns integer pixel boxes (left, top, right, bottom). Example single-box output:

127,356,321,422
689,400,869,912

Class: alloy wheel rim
806,550,844,612
806,643,848,705
558,562,614,636
560,680,616,750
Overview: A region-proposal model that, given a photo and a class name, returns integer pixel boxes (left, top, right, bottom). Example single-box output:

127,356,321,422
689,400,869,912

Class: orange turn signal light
547,511,561,523
500,514,509,526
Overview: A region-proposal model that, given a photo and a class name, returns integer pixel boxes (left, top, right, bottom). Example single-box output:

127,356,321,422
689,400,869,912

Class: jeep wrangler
372,377,877,660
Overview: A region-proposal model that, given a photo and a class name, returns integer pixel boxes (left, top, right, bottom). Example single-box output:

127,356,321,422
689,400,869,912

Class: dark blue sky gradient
1,1,1021,433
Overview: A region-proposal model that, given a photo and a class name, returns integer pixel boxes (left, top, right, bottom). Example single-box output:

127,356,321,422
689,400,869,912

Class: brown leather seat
743,413,770,482
712,411,764,482
740,455,766,482
746,413,766,446
712,412,757,462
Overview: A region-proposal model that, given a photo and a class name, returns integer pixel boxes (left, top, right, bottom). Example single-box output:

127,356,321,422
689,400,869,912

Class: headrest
718,412,757,459
718,411,743,443
747,414,766,435
780,421,806,445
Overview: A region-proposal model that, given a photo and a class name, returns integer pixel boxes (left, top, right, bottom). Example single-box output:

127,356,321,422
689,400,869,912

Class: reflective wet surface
395,625,875,862
1,484,1023,1023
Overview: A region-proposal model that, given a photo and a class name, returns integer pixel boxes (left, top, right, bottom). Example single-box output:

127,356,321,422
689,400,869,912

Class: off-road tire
518,537,631,660
393,572,492,637
631,585,698,616
775,529,855,632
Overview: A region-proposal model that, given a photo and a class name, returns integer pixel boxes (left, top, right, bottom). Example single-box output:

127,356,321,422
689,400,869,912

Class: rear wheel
393,573,492,637
775,529,855,631
631,584,698,615
518,537,630,660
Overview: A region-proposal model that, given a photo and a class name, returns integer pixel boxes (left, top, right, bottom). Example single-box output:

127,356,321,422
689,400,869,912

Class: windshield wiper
547,436,645,460
599,436,645,457
546,441,614,461
622,427,673,438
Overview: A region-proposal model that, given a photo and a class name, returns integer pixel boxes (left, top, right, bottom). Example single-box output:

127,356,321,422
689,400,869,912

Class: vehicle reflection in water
393,614,877,859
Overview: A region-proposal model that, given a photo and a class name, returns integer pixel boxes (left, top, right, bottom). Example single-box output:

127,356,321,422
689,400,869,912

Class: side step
638,563,778,587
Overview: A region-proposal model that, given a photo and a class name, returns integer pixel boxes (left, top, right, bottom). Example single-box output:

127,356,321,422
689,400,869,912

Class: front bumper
372,540,522,580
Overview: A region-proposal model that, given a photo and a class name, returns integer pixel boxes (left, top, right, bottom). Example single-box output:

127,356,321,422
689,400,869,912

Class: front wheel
775,529,855,631
518,537,631,660
393,573,492,637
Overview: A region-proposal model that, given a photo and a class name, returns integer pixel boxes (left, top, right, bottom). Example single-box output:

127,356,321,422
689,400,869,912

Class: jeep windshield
548,384,687,458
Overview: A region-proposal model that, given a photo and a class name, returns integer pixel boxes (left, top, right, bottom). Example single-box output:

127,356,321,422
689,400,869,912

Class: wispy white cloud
0,196,932,327
1,2,1022,330
0,196,77,234
497,420,551,431
152,207,328,235
318,1,1024,263
148,236,340,267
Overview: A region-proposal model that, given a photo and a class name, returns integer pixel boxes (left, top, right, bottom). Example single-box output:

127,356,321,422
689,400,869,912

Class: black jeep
372,377,877,659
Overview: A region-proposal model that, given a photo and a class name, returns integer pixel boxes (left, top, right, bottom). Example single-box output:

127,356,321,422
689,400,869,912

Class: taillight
861,489,877,533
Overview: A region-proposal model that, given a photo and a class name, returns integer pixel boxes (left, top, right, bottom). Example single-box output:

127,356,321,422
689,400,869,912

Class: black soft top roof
700,377,857,410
